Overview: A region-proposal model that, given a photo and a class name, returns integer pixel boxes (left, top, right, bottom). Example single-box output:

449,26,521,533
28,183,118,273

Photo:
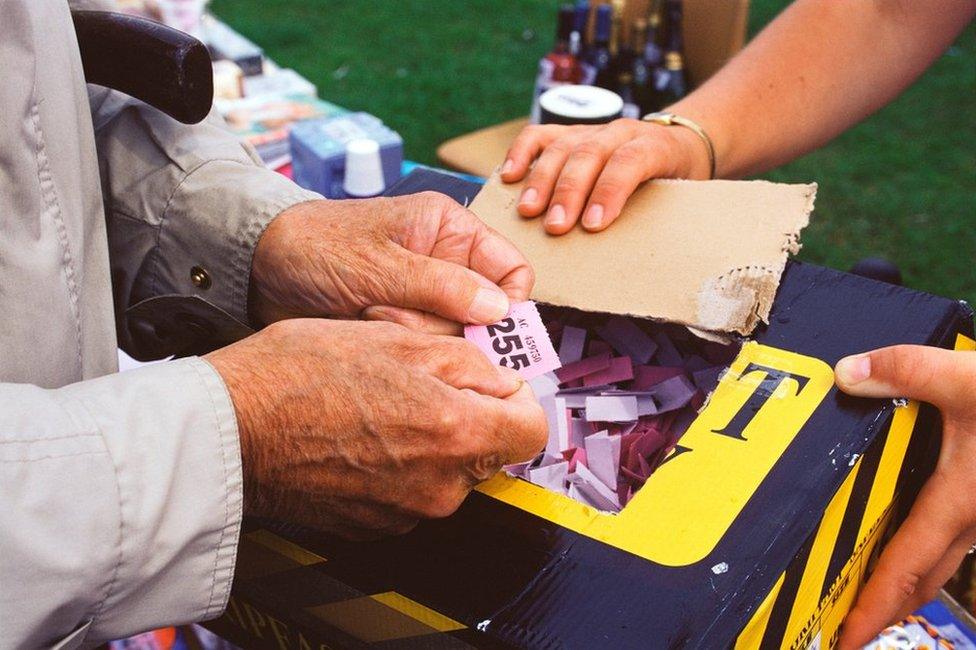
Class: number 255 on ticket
464,301,562,380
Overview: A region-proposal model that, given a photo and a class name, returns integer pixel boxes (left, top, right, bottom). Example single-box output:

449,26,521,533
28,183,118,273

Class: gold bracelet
642,111,716,180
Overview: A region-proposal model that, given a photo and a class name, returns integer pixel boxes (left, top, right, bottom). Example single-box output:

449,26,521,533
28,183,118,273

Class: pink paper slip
558,325,587,365
582,356,634,386
555,352,611,384
464,301,562,380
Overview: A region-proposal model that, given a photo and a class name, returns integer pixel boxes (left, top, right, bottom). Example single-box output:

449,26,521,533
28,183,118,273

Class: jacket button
190,266,212,289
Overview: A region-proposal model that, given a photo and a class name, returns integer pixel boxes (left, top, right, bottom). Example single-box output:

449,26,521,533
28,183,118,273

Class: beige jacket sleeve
89,89,321,359
0,358,242,648
72,0,320,362
2,1,317,646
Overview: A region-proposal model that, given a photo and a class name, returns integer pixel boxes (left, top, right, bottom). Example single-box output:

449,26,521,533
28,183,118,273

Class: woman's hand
501,118,711,235
834,345,976,649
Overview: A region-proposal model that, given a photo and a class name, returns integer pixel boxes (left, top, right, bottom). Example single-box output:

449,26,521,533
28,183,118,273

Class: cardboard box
205,169,974,649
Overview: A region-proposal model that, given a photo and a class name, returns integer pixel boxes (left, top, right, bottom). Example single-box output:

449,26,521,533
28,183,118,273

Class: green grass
211,0,975,305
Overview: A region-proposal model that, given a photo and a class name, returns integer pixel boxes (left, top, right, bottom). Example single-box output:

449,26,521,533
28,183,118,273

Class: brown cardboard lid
470,173,817,335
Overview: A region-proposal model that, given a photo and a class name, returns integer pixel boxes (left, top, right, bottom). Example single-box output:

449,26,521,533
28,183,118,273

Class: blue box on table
289,112,403,198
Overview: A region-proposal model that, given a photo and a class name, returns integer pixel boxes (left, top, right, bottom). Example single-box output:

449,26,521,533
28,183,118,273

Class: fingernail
545,204,566,228
469,288,510,323
496,365,523,392
501,159,514,175
582,204,604,229
836,354,872,385
519,187,538,206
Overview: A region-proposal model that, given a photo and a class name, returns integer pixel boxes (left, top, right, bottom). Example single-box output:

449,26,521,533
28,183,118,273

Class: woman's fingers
502,124,565,184
517,135,579,217
838,472,972,649
894,524,976,620
581,138,664,232
501,119,703,235
543,120,644,234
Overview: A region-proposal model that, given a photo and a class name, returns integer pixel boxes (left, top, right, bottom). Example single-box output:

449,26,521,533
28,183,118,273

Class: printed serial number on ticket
464,301,562,380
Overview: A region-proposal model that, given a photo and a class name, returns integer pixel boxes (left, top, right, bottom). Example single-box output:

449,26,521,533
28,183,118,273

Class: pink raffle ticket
464,301,562,380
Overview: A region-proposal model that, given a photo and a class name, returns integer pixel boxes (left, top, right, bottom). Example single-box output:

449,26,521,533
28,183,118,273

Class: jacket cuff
56,357,245,640
156,161,320,327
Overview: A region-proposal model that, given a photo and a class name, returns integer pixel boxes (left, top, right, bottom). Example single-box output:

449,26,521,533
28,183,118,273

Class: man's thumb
399,252,511,325
834,344,969,409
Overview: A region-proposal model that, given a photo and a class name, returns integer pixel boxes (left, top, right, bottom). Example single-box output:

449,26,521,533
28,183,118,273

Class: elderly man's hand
834,345,976,649
206,318,547,539
248,192,534,335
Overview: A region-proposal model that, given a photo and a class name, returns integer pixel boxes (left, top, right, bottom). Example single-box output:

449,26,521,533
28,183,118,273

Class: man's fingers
414,337,522,399
581,139,661,232
502,124,565,183
396,195,534,304
835,345,976,648
498,380,549,462
362,305,462,336
396,251,511,325
835,345,975,411
838,476,965,649
459,215,536,302
470,381,548,466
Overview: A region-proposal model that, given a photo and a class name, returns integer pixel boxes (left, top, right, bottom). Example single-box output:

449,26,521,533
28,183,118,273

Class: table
436,117,528,179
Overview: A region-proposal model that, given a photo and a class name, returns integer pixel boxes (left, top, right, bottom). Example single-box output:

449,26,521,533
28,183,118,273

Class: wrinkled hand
834,345,976,649
501,118,710,235
206,318,547,539
249,192,534,334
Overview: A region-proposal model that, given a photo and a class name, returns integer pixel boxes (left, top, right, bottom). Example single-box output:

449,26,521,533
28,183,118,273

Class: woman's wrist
641,120,713,181
643,112,716,180
664,99,730,179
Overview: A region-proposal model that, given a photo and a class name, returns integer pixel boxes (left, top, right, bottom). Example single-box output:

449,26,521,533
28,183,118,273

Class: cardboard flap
470,173,817,335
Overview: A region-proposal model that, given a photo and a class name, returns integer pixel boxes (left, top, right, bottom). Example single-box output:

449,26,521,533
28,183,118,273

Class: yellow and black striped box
205,171,975,649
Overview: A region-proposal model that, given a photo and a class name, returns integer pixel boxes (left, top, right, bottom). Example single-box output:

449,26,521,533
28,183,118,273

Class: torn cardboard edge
470,172,817,336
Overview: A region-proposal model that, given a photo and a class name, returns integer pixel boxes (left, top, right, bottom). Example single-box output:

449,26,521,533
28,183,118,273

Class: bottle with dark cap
603,0,626,88
644,0,665,71
573,0,596,83
630,18,659,116
572,1,590,57
587,4,614,90
617,18,645,118
549,5,584,83
530,4,584,122
654,0,688,105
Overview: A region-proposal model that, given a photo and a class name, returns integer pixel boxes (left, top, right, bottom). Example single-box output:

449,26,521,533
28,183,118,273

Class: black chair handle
72,10,214,124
